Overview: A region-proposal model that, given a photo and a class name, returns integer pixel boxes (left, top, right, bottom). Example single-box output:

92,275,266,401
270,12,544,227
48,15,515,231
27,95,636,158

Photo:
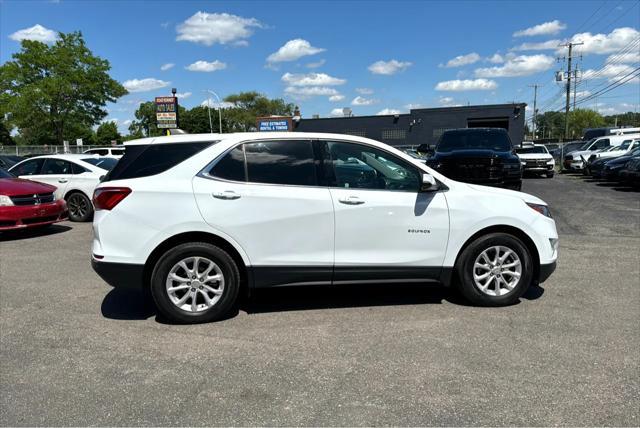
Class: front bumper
0,200,67,231
91,259,144,290
539,261,556,283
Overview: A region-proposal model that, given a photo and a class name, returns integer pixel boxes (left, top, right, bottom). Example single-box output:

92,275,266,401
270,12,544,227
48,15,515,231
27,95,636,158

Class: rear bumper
91,259,144,290
539,261,556,283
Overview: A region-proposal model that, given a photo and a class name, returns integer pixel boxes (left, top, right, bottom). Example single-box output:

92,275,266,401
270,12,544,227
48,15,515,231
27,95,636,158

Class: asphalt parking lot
1,174,638,426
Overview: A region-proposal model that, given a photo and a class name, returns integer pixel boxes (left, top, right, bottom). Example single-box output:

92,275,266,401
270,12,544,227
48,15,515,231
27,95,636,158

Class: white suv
91,133,558,323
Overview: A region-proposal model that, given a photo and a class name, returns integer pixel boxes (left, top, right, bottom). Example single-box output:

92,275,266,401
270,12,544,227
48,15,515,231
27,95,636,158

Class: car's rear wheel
456,233,533,306
150,242,240,323
66,192,93,222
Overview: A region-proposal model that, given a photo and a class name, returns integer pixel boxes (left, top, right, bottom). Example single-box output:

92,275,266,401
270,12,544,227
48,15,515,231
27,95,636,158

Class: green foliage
223,91,295,132
181,106,217,134
534,111,565,139
567,109,605,139
603,112,640,127
0,120,14,146
0,32,127,145
96,121,121,145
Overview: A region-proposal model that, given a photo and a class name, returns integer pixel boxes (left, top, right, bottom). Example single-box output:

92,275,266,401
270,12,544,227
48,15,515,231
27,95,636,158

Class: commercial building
293,103,526,147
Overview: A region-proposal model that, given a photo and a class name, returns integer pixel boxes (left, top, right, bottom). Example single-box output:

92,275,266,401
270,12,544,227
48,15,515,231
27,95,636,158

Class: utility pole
528,84,541,139
558,41,583,140
572,67,579,110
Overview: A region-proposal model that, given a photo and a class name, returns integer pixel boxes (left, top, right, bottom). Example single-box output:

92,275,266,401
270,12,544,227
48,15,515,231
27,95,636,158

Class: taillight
93,187,131,211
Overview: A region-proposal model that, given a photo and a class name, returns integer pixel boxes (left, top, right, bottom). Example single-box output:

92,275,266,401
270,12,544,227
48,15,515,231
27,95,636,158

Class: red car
0,168,68,231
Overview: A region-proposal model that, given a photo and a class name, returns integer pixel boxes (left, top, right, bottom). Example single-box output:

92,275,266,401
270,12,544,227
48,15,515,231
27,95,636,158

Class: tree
534,111,564,139
603,112,640,127
181,106,217,134
96,121,121,145
567,109,605,139
0,120,14,146
223,91,295,132
0,32,127,145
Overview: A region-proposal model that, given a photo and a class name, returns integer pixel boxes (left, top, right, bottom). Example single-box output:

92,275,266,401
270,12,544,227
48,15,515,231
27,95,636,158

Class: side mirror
421,173,437,191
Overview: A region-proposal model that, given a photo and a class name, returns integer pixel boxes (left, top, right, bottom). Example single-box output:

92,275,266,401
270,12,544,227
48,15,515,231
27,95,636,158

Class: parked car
0,168,67,231
587,139,640,163
618,154,640,187
91,132,558,323
8,154,116,222
550,141,583,163
515,144,555,178
600,148,640,180
563,134,640,171
425,128,522,190
83,146,125,158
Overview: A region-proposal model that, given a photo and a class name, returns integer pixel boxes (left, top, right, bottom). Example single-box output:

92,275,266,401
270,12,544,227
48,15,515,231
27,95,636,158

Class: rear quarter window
104,142,212,181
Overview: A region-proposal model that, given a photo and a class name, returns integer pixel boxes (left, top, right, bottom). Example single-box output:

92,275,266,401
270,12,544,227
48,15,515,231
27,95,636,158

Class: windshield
0,168,14,178
516,146,548,154
580,138,596,150
81,157,118,171
437,130,512,152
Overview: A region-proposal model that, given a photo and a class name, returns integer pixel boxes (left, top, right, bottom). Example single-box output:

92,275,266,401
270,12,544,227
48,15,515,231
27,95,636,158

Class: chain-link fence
0,145,117,156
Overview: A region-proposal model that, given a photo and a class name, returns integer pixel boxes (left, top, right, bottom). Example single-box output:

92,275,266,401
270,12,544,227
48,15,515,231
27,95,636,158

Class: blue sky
1,0,639,134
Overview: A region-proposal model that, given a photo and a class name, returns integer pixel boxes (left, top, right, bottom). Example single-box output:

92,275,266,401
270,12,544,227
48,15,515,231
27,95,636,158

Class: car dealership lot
1,175,638,426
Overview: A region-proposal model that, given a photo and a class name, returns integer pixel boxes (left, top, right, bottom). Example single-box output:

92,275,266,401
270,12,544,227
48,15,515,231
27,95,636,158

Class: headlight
526,202,552,218
546,160,554,165
521,161,526,166
0,195,14,207
504,163,521,170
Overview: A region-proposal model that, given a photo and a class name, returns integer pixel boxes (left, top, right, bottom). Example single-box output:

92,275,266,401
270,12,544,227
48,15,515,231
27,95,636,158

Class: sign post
155,96,179,134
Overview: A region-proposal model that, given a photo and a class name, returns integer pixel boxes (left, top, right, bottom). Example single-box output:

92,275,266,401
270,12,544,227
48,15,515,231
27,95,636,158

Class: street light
204,90,223,134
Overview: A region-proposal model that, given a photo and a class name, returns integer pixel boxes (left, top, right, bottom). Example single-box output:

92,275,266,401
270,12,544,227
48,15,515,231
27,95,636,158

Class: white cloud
267,39,325,63
513,20,566,37
123,119,133,126
281,72,346,86
487,53,505,63
160,63,175,71
474,54,555,77
377,108,402,115
574,90,592,99
368,59,412,75
355,88,374,94
352,96,379,106
122,78,170,93
511,40,563,51
185,60,227,72
306,59,326,68
404,103,424,109
582,63,638,82
439,96,454,104
330,108,346,117
329,94,345,102
606,51,640,64
160,22,170,29
435,79,498,91
9,24,58,43
442,52,481,68
285,86,340,99
175,92,192,99
176,12,262,46
564,27,640,55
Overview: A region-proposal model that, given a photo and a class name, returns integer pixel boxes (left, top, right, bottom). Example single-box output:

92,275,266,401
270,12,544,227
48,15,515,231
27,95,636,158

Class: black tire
546,172,554,178
66,192,93,222
456,233,533,306
150,242,240,323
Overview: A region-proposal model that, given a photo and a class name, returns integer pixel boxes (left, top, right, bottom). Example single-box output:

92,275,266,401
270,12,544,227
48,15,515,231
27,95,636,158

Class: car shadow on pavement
100,283,546,322
101,288,156,320
0,224,72,242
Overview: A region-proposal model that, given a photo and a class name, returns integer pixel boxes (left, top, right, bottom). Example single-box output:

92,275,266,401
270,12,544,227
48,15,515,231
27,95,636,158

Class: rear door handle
58,179,68,183
212,191,241,200
338,195,365,205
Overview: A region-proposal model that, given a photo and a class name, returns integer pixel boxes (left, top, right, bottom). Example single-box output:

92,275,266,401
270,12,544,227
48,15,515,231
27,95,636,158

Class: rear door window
209,146,246,182
243,140,317,186
42,159,73,175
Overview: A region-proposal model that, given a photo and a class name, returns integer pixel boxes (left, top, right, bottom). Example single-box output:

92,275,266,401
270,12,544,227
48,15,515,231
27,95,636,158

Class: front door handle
212,191,241,200
58,179,68,183
338,195,365,205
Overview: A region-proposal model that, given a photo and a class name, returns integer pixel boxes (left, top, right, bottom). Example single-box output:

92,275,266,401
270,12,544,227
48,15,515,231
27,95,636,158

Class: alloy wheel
68,194,89,219
165,256,225,313
472,245,522,297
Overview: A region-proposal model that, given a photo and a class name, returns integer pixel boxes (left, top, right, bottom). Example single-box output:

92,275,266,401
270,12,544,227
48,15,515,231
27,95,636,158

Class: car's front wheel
456,233,533,306
150,242,240,323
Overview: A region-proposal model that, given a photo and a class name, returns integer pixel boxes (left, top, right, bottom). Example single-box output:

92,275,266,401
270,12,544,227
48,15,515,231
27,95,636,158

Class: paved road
1,174,638,426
